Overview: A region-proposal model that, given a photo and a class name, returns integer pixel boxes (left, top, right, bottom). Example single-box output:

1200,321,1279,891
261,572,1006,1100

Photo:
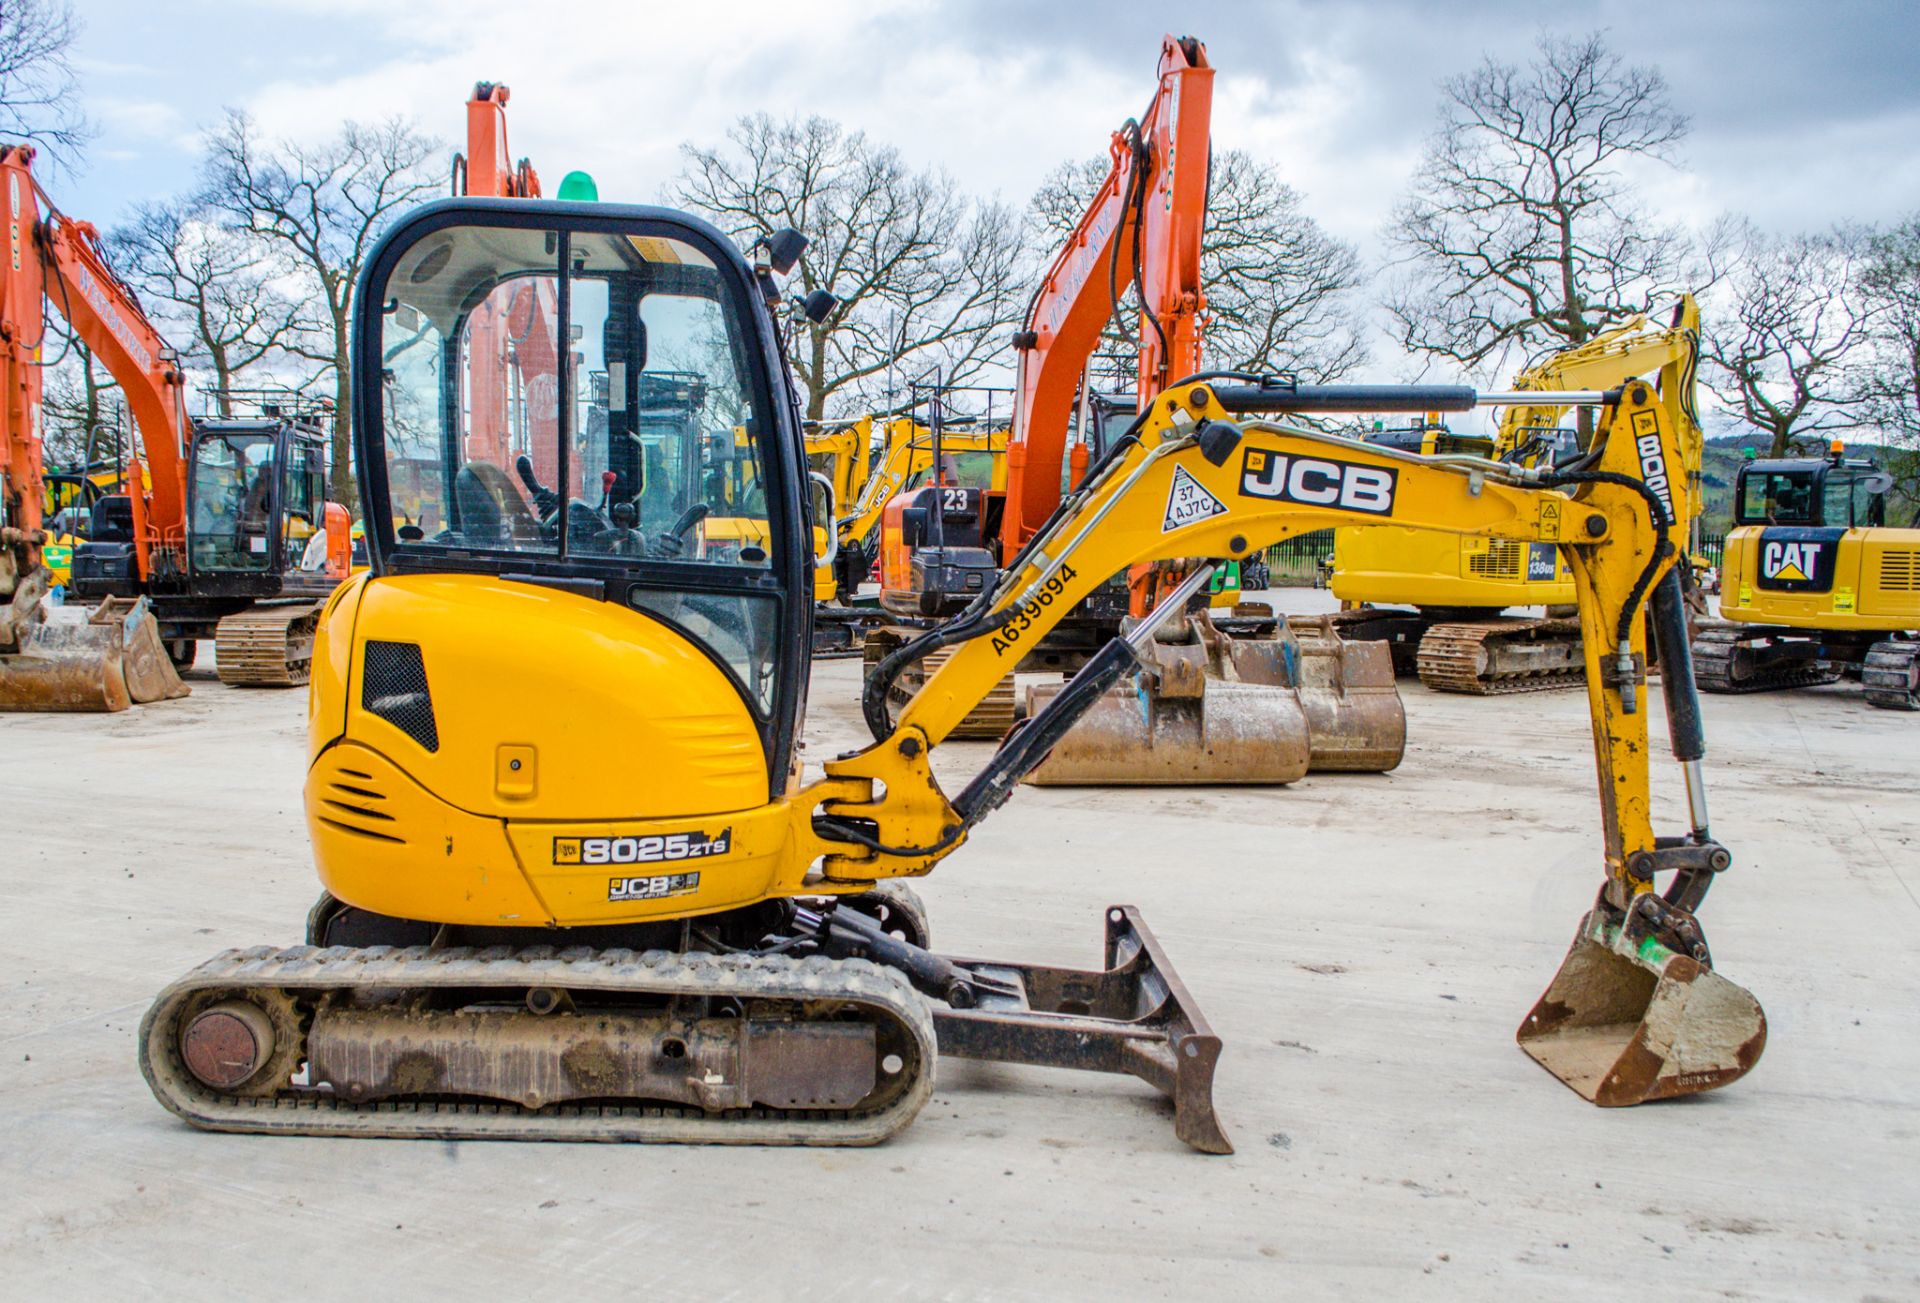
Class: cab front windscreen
372,222,776,569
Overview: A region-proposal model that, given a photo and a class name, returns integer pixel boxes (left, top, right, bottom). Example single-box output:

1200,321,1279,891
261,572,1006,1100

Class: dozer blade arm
810,378,1765,1107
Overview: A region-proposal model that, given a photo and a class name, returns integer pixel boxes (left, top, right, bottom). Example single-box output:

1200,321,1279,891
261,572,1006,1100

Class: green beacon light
556,171,599,202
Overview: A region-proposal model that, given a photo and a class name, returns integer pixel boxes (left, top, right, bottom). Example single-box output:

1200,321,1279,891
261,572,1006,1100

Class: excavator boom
0,144,189,710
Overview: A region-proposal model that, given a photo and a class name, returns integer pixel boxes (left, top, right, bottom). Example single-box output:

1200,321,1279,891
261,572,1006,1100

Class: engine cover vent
361,640,439,752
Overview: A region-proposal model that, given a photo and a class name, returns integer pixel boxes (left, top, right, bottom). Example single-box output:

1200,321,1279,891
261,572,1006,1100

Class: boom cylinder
1649,569,1710,835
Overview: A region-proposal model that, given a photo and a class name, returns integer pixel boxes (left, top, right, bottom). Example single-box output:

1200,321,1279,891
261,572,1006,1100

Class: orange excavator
875,36,1409,783
0,142,351,710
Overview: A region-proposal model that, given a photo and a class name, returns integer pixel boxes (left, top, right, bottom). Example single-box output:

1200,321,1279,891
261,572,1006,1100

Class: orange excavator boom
1000,34,1213,550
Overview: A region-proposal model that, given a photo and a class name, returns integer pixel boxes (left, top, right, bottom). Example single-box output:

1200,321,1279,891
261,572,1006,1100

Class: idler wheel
181,1000,277,1090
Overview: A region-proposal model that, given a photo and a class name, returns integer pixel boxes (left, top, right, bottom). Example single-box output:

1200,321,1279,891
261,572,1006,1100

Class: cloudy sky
44,0,1920,398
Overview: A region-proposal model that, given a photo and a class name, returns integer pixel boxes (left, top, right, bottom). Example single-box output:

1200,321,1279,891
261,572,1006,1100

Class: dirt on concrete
1,616,1916,1300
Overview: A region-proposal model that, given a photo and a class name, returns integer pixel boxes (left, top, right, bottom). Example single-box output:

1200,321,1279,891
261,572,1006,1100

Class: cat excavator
140,192,1765,1150
1326,300,1705,692
1694,445,1918,707
0,144,350,709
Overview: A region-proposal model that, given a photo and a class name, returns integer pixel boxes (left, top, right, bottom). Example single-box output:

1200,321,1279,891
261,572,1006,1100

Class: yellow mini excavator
1327,299,1704,693
140,198,1765,1150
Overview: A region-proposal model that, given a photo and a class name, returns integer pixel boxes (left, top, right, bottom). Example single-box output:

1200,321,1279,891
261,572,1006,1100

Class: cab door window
282,439,321,568
191,432,277,571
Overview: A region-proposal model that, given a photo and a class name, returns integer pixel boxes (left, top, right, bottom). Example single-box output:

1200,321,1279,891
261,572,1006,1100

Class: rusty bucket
1023,612,1403,786
1232,617,1405,773
1518,905,1767,1106
0,594,188,712
1022,671,1313,785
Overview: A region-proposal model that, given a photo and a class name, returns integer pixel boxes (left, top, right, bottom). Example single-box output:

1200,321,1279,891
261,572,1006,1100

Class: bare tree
1855,215,1920,518
672,115,1029,420
0,0,91,166
1033,149,1367,385
201,111,441,506
37,327,124,469
108,200,313,417
1386,32,1692,373
1703,220,1879,458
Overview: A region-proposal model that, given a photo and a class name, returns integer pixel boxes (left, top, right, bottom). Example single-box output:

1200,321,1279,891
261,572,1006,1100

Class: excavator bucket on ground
1023,612,1404,785
0,578,188,712
1518,904,1768,1106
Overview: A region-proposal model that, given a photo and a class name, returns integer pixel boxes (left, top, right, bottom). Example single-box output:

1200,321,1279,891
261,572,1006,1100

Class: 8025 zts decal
554,828,732,866
1239,449,1397,515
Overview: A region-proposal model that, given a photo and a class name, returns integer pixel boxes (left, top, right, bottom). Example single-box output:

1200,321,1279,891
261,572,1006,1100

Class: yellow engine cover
1330,524,1571,608
306,573,798,927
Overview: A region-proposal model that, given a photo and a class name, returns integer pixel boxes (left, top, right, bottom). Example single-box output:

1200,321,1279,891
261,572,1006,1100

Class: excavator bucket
0,592,188,713
1231,615,1405,773
1518,906,1767,1106
1023,613,1403,785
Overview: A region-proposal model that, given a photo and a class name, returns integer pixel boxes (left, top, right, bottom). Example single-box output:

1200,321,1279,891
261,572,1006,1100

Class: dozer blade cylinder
1517,907,1766,1106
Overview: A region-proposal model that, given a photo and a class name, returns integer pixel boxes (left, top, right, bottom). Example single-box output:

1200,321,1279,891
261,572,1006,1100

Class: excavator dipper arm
804,378,1764,1109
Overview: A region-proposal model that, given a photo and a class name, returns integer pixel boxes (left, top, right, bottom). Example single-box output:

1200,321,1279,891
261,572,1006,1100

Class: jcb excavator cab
338,198,814,862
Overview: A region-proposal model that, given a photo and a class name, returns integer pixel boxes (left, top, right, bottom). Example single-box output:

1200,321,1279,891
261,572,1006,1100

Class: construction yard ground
1,591,1915,1300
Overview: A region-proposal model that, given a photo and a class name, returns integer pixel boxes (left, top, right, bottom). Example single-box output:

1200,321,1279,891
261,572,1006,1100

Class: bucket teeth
1518,907,1767,1107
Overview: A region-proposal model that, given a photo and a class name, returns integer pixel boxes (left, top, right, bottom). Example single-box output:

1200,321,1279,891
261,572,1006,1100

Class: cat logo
1762,540,1821,583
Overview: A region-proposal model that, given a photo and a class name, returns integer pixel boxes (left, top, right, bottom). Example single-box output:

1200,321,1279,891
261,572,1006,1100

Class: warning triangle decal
1773,561,1808,582
1162,465,1229,533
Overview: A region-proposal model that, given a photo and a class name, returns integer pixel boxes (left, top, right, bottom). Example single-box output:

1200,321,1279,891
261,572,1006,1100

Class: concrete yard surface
2,641,1916,1300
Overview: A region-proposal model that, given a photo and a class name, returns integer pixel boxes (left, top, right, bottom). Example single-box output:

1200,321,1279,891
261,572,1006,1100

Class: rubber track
214,602,322,686
140,944,937,1145
1690,627,1844,695
1415,618,1586,695
1862,639,1920,711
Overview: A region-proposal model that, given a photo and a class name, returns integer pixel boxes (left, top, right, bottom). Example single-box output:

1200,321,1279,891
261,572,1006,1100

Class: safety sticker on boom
1162,465,1229,532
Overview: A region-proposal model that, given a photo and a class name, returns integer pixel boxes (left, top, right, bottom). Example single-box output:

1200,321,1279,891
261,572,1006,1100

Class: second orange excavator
0,143,352,710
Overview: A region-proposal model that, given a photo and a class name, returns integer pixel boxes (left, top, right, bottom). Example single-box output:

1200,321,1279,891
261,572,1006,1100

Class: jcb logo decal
1762,540,1821,583
1239,449,1397,515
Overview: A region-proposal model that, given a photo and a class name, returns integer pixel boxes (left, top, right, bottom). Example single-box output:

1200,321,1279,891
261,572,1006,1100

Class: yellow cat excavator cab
1327,300,1703,693
138,199,1766,1150
1695,445,1918,708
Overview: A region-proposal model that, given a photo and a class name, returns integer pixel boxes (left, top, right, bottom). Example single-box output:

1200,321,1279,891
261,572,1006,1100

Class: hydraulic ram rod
1209,384,1623,413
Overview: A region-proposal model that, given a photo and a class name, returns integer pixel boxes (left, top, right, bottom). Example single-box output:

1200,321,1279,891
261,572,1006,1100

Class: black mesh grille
361,641,438,752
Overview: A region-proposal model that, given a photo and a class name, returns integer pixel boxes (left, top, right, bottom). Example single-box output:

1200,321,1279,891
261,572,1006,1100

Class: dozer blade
936,905,1232,1154
1022,676,1313,785
1518,906,1767,1107
0,596,188,712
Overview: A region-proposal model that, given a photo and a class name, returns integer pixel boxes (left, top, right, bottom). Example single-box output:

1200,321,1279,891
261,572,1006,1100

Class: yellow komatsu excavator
1328,300,1704,693
140,199,1765,1151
